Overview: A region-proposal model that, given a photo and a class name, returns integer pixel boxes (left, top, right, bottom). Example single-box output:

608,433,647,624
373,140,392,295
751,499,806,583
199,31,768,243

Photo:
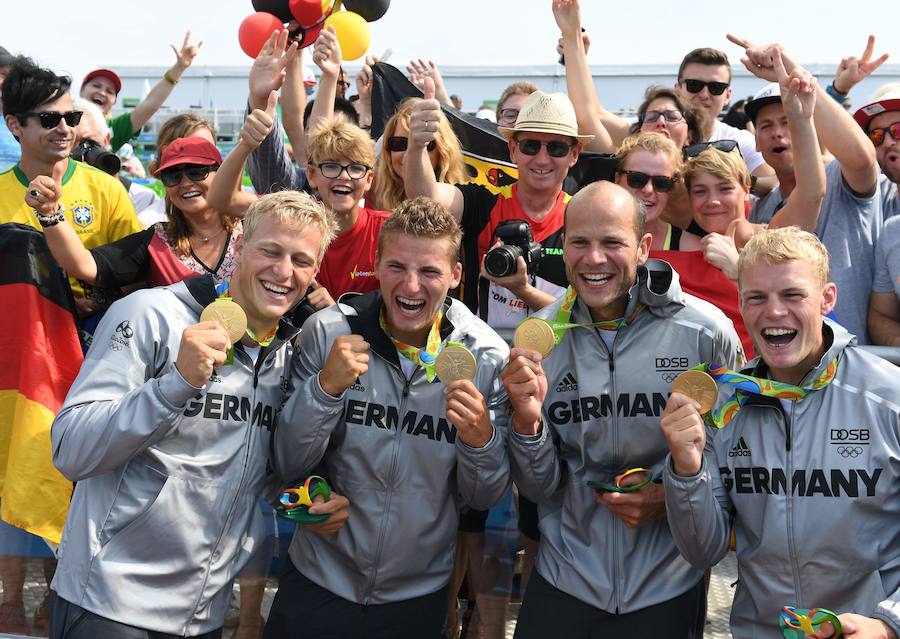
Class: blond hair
497,81,539,117
617,132,683,178
378,197,462,262
307,117,375,167
243,191,338,262
684,146,751,191
375,98,469,211
738,226,830,288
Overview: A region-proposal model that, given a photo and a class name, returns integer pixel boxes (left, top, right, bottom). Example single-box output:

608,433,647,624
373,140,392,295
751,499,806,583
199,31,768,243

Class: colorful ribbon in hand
695,358,839,428
379,308,444,382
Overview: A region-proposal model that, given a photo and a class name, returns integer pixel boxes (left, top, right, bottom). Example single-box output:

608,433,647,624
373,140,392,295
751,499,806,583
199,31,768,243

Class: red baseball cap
853,89,900,131
81,68,122,94
154,137,223,175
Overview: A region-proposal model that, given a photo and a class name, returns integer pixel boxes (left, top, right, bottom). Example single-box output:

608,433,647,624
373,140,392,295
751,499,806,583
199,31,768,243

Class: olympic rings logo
836,446,863,458
660,372,679,383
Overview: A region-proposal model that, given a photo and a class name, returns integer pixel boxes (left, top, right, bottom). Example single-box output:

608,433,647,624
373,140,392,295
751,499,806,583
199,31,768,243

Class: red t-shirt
317,206,390,298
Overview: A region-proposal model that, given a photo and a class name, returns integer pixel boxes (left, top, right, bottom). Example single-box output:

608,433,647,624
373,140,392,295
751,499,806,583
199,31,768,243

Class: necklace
193,226,226,243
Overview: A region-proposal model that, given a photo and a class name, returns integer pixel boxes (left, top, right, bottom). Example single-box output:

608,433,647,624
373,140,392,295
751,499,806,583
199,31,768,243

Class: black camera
71,139,121,176
484,219,543,278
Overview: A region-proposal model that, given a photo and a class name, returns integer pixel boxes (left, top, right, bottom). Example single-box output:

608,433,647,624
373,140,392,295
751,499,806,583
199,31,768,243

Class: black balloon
342,0,390,22
251,0,292,23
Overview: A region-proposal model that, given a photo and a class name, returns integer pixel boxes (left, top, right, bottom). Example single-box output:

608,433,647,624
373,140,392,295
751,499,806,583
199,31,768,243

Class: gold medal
671,370,718,414
434,344,477,382
200,299,247,343
513,318,556,358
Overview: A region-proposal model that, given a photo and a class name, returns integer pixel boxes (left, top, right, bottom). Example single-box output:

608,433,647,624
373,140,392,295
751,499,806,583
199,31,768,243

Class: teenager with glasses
374,97,468,211
0,55,141,309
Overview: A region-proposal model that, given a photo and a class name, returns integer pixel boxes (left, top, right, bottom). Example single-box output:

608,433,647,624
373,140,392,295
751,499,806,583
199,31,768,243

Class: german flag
0,223,81,543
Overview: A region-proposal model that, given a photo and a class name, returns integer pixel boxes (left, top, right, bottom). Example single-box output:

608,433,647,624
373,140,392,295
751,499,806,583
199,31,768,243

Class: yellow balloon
325,10,370,61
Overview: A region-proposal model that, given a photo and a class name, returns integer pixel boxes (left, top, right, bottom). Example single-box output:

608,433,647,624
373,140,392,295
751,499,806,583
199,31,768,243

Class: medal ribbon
545,286,646,342
379,308,444,382
214,281,237,365
693,358,839,428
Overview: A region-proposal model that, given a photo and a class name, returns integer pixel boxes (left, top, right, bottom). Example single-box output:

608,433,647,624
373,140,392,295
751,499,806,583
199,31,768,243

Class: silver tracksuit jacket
51,276,292,635
664,320,900,638
275,291,511,604
508,259,743,613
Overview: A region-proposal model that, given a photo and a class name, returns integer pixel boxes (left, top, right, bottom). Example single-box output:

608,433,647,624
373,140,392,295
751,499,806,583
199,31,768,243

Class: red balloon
296,21,325,49
238,12,284,58
290,0,326,27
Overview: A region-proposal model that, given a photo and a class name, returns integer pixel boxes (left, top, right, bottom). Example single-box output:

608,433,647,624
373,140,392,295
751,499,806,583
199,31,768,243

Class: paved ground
0,551,737,638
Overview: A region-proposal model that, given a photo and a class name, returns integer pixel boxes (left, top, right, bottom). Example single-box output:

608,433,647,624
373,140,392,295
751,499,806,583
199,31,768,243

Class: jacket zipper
363,356,411,603
603,328,622,613
783,400,803,603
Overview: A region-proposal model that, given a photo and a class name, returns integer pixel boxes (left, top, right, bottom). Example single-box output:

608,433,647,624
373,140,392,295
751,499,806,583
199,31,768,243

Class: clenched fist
175,321,231,388
501,347,548,436
445,380,493,449
319,335,369,397
659,392,705,477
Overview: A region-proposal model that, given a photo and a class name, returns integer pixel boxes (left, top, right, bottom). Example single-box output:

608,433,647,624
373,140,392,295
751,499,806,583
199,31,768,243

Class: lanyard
696,358,839,428
551,286,646,336
214,281,277,353
379,308,444,382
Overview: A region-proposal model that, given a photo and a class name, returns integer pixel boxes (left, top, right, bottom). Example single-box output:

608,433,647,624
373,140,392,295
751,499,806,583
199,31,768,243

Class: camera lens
484,245,523,278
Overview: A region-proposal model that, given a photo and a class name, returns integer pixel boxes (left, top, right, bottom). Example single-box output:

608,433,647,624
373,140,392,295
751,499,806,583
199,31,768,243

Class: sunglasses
683,140,741,158
317,161,370,180
642,109,684,124
618,170,678,192
498,108,520,124
682,79,730,96
386,136,436,152
868,122,900,147
18,110,83,129
159,164,217,187
516,138,574,158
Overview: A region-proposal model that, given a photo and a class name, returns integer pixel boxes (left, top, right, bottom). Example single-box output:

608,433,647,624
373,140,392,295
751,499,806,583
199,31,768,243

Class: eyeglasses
868,122,900,147
681,79,730,96
516,138,574,158
18,110,83,129
642,109,684,124
498,108,519,124
159,164,217,187
684,140,741,158
386,136,437,152
617,170,678,192
317,161,370,180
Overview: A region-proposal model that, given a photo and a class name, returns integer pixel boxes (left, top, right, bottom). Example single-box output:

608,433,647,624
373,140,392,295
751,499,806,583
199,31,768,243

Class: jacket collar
343,290,456,368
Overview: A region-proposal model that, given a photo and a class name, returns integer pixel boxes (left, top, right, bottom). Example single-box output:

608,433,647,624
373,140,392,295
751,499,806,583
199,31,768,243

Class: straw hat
498,90,594,142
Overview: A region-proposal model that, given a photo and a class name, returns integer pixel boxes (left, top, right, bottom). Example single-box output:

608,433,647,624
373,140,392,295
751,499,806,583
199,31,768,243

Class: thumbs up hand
240,89,279,151
408,77,443,151
701,220,741,282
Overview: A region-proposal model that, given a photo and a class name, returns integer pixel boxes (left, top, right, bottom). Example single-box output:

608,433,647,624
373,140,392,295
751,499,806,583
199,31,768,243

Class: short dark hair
2,56,71,117
677,48,732,83
629,85,706,146
302,97,360,131
378,197,462,263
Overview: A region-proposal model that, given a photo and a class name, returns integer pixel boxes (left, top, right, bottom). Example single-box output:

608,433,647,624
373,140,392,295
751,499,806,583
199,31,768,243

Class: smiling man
406,84,591,329
47,191,336,638
502,181,741,638
267,197,511,639
662,227,900,639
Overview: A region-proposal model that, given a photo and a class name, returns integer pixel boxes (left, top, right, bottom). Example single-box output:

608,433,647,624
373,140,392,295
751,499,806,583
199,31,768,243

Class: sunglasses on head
682,79,730,96
159,164,217,187
868,122,900,147
19,110,83,129
516,138,574,158
386,136,436,152
618,170,678,192
642,109,684,124
317,161,370,180
683,139,741,158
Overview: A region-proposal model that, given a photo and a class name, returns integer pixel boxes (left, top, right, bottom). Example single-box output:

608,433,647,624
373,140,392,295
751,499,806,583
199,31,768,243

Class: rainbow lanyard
214,281,277,353
552,286,646,335
694,359,839,428
379,308,444,382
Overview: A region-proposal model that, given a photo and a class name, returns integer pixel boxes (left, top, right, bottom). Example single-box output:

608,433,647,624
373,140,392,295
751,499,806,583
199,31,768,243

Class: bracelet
35,204,66,228
163,71,179,86
825,82,849,104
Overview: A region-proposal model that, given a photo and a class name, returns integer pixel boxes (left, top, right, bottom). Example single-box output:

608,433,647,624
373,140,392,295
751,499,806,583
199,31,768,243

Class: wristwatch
35,204,66,228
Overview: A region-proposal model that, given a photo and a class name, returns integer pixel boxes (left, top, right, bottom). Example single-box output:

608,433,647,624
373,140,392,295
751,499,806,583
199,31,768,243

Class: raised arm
552,0,616,152
728,34,878,195
129,32,202,132
767,50,825,232
207,91,278,217
407,59,453,107
306,27,341,133
829,35,890,105
403,78,465,219
281,43,308,165
353,54,381,131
